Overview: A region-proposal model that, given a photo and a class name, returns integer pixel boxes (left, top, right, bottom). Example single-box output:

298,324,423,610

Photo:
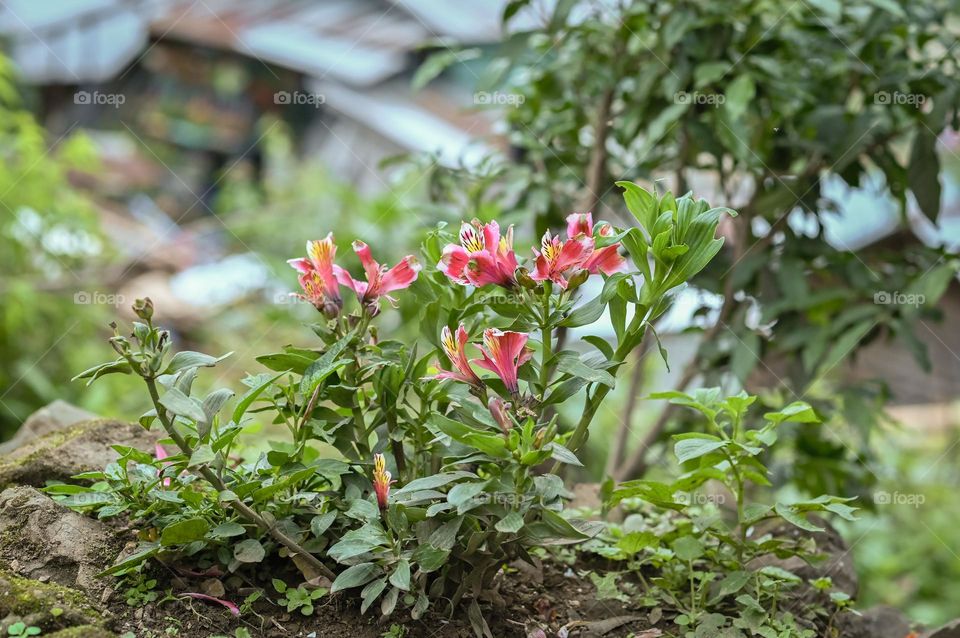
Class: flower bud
488,397,513,436
132,297,154,321
321,299,342,320
566,268,590,291
533,429,546,449
515,267,537,290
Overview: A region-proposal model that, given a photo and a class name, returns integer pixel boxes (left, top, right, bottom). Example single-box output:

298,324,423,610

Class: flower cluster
438,213,625,291
433,324,533,396
289,234,420,316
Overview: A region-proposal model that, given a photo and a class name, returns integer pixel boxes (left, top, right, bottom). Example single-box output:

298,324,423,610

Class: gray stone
0,418,158,488
0,400,96,455
0,486,120,596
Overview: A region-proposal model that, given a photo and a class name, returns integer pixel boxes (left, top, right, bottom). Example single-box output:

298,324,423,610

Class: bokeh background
1,0,959,624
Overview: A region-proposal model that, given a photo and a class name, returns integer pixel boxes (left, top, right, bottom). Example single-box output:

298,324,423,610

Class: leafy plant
602,389,858,636
272,579,326,616
414,0,960,491
6,623,40,637
60,183,733,629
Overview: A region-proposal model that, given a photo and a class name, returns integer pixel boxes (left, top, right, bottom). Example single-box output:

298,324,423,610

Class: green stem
144,376,337,581
564,305,651,456
539,283,554,398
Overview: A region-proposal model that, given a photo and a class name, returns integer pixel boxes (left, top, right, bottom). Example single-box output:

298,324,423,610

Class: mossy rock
0,568,103,634
0,418,157,489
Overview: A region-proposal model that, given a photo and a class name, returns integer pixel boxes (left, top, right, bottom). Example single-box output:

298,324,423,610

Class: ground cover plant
58,184,861,636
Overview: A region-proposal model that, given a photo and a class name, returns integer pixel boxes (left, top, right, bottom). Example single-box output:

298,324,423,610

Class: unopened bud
533,429,546,449
488,397,513,436
321,299,342,320
566,268,590,291
515,267,537,290
132,297,154,321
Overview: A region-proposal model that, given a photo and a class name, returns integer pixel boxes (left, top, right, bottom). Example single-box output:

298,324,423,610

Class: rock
0,568,103,634
0,401,96,456
835,605,914,638
0,418,158,488
0,486,120,596
923,618,960,638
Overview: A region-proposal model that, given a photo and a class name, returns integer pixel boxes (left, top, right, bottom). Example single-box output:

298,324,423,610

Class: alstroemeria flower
566,212,627,275
434,324,483,386
372,453,393,510
473,328,534,395
288,234,342,315
438,220,518,288
530,230,591,289
335,241,420,314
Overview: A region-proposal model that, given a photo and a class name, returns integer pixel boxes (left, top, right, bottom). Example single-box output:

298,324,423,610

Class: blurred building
0,0,505,191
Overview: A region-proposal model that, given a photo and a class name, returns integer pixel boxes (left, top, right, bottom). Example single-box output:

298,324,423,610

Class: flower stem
539,283,554,398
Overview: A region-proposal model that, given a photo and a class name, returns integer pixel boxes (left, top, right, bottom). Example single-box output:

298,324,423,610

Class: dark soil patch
103,560,662,638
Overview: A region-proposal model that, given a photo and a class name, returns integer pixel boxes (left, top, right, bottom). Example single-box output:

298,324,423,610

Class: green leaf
233,539,266,563
546,442,582,467
161,518,210,546
672,535,705,561
908,126,942,221
232,372,285,423
72,359,132,385
774,503,824,532
310,511,337,538
159,388,206,423
188,444,215,467
209,522,246,538
674,438,728,463
411,545,449,572
360,577,387,614
389,559,411,590
300,332,356,395
495,511,525,534
724,74,755,120
331,563,381,592
164,351,230,375
392,471,476,496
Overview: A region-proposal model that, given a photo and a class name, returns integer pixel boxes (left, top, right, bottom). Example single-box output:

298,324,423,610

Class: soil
104,559,664,638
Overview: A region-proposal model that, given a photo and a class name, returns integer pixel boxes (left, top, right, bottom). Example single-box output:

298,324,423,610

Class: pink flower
566,213,626,275
438,220,518,288
434,324,483,386
335,241,420,314
155,443,172,487
288,234,343,315
530,230,591,289
372,453,393,510
473,329,534,395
